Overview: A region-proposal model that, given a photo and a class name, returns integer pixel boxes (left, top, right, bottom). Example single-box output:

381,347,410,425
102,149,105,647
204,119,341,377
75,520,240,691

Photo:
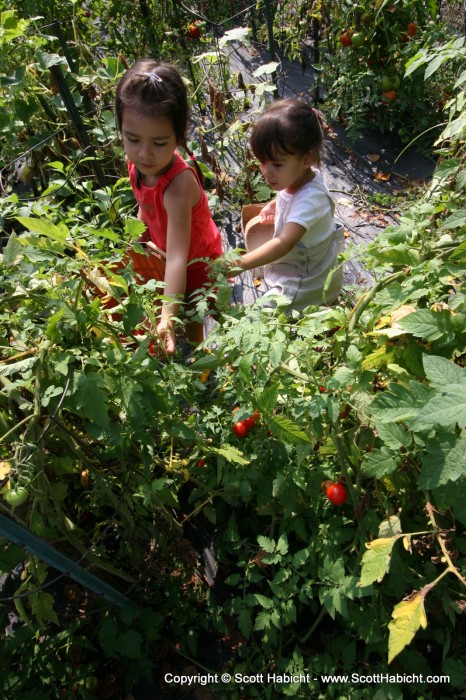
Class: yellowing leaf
374,315,391,330
0,461,11,479
388,591,428,664
403,535,412,552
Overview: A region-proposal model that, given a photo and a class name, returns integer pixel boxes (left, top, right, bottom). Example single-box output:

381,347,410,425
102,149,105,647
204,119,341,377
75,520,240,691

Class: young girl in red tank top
115,60,223,355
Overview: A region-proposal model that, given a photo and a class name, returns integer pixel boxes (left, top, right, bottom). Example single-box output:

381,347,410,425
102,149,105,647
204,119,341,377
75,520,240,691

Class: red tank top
127,153,222,266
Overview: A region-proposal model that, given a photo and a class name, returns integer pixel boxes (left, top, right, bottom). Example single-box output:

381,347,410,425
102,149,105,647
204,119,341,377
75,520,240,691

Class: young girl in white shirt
232,98,344,311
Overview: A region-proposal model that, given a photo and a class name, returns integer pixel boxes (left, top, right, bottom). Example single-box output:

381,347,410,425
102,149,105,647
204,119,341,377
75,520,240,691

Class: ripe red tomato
244,414,256,429
319,385,327,393
233,421,249,438
326,482,348,506
188,22,201,38
406,22,417,36
382,90,397,103
198,458,206,467
340,31,353,47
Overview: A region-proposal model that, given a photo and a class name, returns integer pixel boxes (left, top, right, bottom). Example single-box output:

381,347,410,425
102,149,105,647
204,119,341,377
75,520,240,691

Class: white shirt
274,172,334,248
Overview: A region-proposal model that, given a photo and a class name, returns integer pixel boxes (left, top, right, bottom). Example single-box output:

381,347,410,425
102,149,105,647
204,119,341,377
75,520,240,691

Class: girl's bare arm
232,221,306,274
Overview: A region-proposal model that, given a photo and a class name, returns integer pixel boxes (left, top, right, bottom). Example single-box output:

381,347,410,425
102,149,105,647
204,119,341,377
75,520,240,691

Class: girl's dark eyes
126,138,167,147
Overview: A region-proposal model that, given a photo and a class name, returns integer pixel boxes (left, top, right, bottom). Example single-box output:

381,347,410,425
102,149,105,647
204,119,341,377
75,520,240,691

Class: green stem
0,414,36,444
347,271,406,332
298,606,327,643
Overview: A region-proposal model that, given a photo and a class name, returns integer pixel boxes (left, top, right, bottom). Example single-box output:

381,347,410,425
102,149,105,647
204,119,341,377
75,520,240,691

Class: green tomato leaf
369,381,432,424
238,608,252,638
267,414,311,444
1,231,22,266
73,371,109,428
254,611,271,631
219,27,251,48
16,216,69,242
397,309,457,342
376,422,411,450
423,354,466,387
358,536,399,587
441,208,466,230
361,448,399,478
413,386,466,429
214,444,249,465
419,431,466,488
29,591,59,626
254,594,274,609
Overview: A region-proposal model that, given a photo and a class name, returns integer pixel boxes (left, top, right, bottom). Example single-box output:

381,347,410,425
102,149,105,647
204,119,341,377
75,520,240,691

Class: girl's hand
156,318,176,355
260,201,276,224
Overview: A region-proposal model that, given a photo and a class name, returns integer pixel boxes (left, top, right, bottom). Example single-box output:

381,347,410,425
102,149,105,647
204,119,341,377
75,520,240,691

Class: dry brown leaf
374,171,392,181
391,305,416,325
367,153,380,163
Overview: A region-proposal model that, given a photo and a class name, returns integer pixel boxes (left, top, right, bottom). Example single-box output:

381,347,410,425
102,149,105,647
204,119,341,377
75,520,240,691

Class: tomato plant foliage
0,2,465,699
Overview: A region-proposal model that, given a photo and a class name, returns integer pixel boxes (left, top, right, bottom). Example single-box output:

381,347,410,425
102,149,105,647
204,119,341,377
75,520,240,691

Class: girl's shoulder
293,173,331,203
164,165,201,209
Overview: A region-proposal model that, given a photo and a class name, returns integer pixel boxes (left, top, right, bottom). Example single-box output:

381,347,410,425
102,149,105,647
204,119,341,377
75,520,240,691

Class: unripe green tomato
5,487,28,507
351,32,365,48
84,676,98,692
391,76,401,89
380,75,393,91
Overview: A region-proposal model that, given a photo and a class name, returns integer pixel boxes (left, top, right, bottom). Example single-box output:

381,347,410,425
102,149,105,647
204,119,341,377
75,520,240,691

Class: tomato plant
0,4,465,699
324,0,455,140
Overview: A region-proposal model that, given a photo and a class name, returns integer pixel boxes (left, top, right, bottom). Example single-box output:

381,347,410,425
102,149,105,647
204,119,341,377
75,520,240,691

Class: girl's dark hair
250,98,324,168
115,59,205,185
115,59,189,145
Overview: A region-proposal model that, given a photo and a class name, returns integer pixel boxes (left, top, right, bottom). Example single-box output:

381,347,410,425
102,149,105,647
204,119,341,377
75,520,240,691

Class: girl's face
258,151,313,194
121,109,177,185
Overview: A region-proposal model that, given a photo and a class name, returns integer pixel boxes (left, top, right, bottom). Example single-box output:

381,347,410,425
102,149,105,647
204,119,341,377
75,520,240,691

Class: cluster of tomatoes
187,19,206,39
340,29,356,48
402,21,417,42
321,479,348,506
232,407,261,438
340,20,417,50
340,29,362,48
